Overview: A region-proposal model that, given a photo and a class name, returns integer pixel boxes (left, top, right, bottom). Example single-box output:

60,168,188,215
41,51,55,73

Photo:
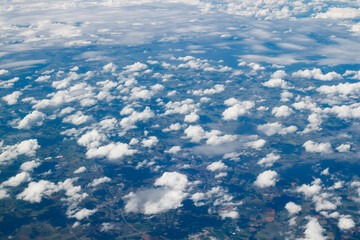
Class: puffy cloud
184,125,206,143
222,100,254,120
192,84,225,96
72,208,97,220
317,82,360,97
0,139,40,164
246,139,266,149
184,112,199,123
303,140,332,154
141,136,159,148
77,130,106,149
63,111,92,125
1,172,31,187
16,180,59,203
219,209,239,219
324,103,360,119
296,179,322,198
184,126,237,145
300,217,327,240
0,189,9,199
162,123,182,132
292,68,342,81
0,77,19,88
15,111,46,129
74,166,86,174
124,62,147,72
338,215,355,230
89,177,111,187
120,107,155,129
336,144,351,152
262,78,290,89
20,160,41,172
258,122,297,136
103,63,117,73
257,152,280,167
164,99,198,115
315,7,360,19
271,105,293,117
124,172,189,215
254,170,278,188
165,146,181,154
2,91,22,105
285,202,302,216
207,161,227,172
86,142,137,161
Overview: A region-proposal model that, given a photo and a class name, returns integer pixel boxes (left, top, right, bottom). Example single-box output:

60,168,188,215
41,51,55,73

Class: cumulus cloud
89,177,111,187
246,139,266,149
184,112,199,123
72,208,97,220
258,122,297,136
16,180,59,203
124,172,189,215
124,62,147,73
0,139,40,164
219,209,239,219
262,78,290,89
141,136,159,148
285,202,302,216
86,142,137,161
165,146,181,154
272,105,293,117
120,107,155,130
207,161,227,171
296,179,322,198
63,111,92,125
184,126,237,145
300,217,327,240
222,99,254,120
303,140,332,154
254,170,278,188
2,91,22,105
292,68,342,81
77,130,106,149
20,160,41,172
257,152,280,167
336,144,350,152
338,215,355,230
1,172,31,187
74,166,86,174
15,111,46,129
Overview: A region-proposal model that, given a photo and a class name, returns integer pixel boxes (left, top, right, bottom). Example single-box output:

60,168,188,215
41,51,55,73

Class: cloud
124,62,147,72
77,130,106,149
338,215,355,230
222,99,254,120
1,172,31,187
14,110,46,130
2,91,22,105
272,105,293,117
89,177,111,187
184,126,237,145
258,122,297,136
63,111,92,125
184,112,199,123
141,136,159,147
336,144,350,152
254,170,278,188
165,146,181,154
74,166,86,174
120,107,155,130
124,172,189,215
257,152,280,167
219,209,239,219
16,180,59,203
285,202,302,216
315,7,360,19
86,142,137,161
184,125,206,142
296,179,322,198
207,161,227,171
303,140,332,154
246,139,266,149
72,208,97,220
262,78,290,89
0,139,40,164
292,68,342,81
300,217,327,240
20,160,41,172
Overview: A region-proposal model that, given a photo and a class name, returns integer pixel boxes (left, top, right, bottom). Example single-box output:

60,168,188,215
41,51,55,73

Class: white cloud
262,78,290,89
292,68,342,81
272,105,293,117
315,7,360,19
192,84,225,96
300,217,327,240
124,62,147,72
338,215,355,230
120,107,155,130
0,189,9,199
303,140,332,154
297,179,322,198
184,112,199,123
1,172,31,187
2,91,22,105
86,142,137,161
336,144,350,152
257,152,280,167
184,125,206,142
141,136,159,147
77,130,106,149
15,111,46,129
207,161,227,172
285,202,302,216
72,208,97,220
16,180,59,203
254,170,278,188
219,209,239,219
165,146,181,154
74,166,86,174
222,100,254,120
20,160,41,172
258,122,297,136
63,111,92,125
0,139,40,164
124,172,189,215
246,139,266,149
89,177,111,187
